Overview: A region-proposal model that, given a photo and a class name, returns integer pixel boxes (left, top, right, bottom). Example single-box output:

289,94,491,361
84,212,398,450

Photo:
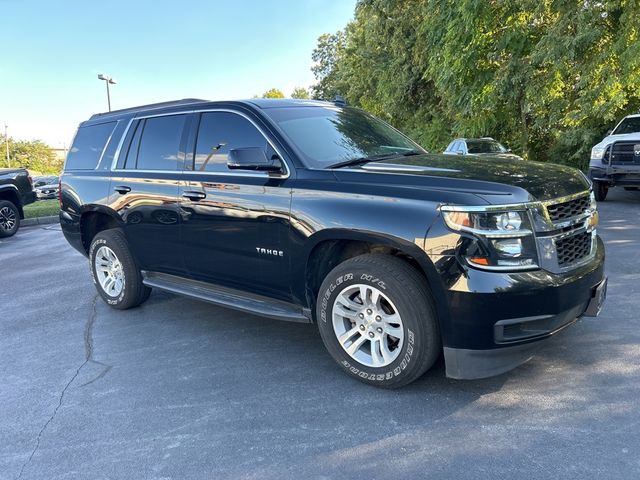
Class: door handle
114,185,131,194
182,190,206,201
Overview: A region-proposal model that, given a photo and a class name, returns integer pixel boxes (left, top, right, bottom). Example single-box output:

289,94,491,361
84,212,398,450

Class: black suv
60,98,606,388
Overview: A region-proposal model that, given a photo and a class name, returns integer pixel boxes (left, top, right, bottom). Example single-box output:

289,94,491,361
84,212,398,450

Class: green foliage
291,87,311,99
261,88,286,99
311,31,347,100
311,0,640,169
1,135,61,174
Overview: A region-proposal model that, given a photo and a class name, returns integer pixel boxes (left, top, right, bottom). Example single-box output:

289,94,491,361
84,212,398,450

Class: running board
141,271,311,323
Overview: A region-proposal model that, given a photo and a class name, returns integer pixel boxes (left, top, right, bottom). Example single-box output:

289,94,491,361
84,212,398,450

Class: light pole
4,124,9,168
97,74,116,112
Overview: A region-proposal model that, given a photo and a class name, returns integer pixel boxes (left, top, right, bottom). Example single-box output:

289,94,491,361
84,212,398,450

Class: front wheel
316,254,441,388
0,200,20,238
89,229,151,309
594,181,608,201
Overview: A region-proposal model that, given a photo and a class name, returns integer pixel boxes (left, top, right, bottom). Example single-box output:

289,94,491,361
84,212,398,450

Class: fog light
492,238,523,257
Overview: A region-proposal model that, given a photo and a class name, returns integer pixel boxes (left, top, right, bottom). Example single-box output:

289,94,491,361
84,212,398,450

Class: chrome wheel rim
0,206,16,231
332,284,404,368
94,246,124,297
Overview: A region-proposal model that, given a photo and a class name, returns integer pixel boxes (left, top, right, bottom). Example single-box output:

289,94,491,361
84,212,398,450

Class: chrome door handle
182,191,206,201
114,185,131,194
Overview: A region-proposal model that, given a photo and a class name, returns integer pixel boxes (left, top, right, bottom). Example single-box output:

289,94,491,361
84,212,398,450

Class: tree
0,134,61,174
291,87,311,99
311,31,347,100
310,0,640,169
261,88,285,99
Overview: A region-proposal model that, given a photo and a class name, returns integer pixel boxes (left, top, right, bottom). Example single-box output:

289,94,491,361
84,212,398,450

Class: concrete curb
22,216,59,227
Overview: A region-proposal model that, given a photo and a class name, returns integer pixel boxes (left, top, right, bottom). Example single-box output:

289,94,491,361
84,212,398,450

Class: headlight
591,146,606,161
441,207,538,270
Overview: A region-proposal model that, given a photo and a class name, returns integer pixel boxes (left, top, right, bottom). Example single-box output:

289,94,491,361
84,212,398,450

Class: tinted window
613,117,640,135
135,115,186,170
264,106,423,168
193,112,268,172
66,122,116,170
123,121,143,169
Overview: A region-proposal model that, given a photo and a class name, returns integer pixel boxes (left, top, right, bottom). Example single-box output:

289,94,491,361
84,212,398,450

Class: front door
179,111,293,301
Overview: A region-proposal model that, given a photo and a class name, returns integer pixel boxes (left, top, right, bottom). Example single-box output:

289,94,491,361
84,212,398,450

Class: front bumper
589,167,640,186
435,236,606,379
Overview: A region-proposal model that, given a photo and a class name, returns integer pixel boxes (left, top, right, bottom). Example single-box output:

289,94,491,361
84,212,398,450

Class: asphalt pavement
1,188,639,480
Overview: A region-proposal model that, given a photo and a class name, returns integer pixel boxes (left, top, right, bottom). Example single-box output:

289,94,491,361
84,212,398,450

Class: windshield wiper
328,149,423,169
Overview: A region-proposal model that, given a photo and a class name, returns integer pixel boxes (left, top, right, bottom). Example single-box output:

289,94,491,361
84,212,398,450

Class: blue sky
0,0,356,148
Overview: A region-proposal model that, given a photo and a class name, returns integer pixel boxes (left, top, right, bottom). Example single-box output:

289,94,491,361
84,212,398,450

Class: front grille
546,195,590,223
607,142,640,164
556,231,592,266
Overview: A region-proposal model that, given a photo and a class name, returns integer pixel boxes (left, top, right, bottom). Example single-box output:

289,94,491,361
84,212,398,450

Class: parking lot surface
1,189,639,480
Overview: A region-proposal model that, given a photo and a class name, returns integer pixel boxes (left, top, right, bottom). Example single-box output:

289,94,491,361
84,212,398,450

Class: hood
594,132,640,149
353,153,589,202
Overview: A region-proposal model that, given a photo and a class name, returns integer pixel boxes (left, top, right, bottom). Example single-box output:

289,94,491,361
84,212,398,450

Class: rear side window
66,122,116,170
124,114,186,170
193,112,268,172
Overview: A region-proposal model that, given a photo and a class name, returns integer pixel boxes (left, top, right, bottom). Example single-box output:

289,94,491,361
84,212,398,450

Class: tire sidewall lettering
90,237,127,306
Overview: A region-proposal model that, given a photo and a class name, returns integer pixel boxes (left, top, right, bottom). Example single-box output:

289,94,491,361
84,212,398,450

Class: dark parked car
34,176,60,199
0,167,36,237
444,137,523,161
60,98,606,388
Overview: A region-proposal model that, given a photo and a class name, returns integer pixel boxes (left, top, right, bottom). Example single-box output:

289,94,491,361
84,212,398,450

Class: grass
23,199,59,219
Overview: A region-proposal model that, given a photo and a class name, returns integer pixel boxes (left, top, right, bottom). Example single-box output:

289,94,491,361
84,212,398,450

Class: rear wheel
316,254,441,388
594,181,608,201
89,229,151,309
0,200,20,238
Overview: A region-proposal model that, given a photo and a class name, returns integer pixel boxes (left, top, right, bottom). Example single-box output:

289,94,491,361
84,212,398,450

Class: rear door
179,110,293,301
108,113,190,276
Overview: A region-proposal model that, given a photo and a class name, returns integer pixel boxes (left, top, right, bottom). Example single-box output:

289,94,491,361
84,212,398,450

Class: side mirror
606,129,613,136
506,148,512,153
227,147,283,172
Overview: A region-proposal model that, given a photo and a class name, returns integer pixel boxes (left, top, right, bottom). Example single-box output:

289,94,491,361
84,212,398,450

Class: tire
0,200,20,238
89,229,151,309
316,254,441,388
594,181,608,201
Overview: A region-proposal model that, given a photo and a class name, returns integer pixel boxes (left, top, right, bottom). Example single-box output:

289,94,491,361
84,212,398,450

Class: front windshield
264,106,424,168
613,117,640,135
466,140,507,154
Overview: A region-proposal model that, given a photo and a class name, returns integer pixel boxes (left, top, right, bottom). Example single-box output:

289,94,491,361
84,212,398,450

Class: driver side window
192,112,269,172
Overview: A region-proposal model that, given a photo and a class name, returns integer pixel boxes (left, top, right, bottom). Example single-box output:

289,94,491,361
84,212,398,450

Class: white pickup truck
589,113,640,201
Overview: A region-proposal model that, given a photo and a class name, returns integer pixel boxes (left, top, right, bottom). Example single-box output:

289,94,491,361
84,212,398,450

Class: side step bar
142,271,312,323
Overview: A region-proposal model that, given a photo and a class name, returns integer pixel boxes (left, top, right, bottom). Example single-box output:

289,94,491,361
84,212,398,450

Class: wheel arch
300,229,449,327
0,185,24,218
79,206,123,253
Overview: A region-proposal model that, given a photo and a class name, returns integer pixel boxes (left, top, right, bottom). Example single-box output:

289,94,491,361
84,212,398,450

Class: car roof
451,137,496,142
83,98,338,127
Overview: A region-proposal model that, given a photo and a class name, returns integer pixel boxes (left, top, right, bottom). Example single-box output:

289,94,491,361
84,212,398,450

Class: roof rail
90,98,208,119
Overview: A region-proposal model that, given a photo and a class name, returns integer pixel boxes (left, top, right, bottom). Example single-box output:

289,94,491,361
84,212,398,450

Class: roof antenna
334,95,347,106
